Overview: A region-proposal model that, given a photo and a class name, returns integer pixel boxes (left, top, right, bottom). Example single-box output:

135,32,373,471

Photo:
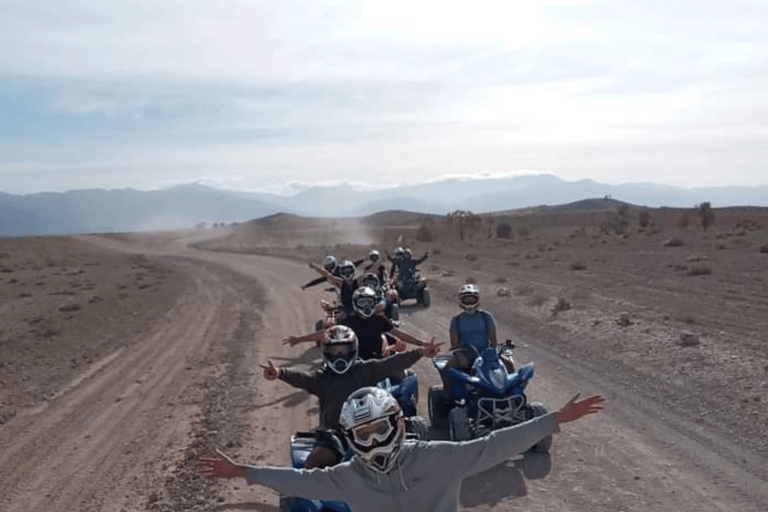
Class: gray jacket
245,412,559,512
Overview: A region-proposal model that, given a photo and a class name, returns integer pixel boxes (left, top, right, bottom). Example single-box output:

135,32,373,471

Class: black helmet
352,286,378,319
322,325,358,374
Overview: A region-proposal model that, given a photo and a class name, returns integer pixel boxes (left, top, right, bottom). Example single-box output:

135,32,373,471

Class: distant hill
2,175,767,236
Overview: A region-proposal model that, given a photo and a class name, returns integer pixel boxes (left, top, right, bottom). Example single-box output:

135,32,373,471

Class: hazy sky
2,0,767,195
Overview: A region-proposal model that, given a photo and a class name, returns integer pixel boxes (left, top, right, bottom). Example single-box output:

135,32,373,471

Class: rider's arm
302,275,328,290
244,463,359,501
353,258,365,267
449,317,460,349
286,330,325,345
421,413,560,479
415,252,429,265
310,263,342,288
390,326,427,347
278,368,320,395
366,349,423,381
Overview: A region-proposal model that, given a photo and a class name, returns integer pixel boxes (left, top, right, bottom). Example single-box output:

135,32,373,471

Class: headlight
490,368,505,390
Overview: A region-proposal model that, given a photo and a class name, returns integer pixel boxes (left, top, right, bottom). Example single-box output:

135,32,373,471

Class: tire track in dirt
0,260,242,512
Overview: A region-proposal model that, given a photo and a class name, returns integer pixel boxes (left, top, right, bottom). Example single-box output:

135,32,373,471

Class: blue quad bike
279,373,428,512
427,340,552,452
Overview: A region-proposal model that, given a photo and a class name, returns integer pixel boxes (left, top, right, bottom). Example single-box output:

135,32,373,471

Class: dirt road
1,231,766,512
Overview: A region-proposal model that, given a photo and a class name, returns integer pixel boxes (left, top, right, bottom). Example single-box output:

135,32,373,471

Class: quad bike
394,268,430,307
314,298,341,332
428,340,551,452
279,377,427,512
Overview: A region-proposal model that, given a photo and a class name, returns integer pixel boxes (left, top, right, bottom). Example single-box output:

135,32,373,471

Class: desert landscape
2,201,768,512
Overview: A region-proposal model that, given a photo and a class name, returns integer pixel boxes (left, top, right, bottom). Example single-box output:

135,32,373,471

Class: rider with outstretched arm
259,325,442,469
286,286,428,360
197,390,605,512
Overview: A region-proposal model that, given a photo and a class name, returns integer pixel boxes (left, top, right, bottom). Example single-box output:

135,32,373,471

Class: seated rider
286,286,430,361
261,325,441,469
441,284,515,394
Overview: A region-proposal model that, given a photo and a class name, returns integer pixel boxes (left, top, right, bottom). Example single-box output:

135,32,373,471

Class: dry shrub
466,253,478,262
570,261,587,271
663,237,684,247
760,244,768,254
686,265,712,276
551,297,572,315
494,276,507,283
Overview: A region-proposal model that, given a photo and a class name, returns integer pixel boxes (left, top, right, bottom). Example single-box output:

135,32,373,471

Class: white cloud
1,0,768,194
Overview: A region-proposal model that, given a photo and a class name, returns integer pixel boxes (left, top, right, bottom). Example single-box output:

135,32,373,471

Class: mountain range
2,175,766,236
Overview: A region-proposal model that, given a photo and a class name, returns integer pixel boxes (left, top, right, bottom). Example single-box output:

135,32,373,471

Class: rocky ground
2,205,768,511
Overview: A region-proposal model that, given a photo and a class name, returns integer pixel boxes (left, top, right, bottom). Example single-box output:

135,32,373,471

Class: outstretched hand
420,338,443,358
196,450,245,480
283,336,302,347
259,360,279,380
555,394,605,424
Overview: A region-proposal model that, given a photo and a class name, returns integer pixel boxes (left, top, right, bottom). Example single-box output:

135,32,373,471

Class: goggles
355,296,376,308
325,343,355,358
459,294,479,306
341,267,355,278
348,414,399,451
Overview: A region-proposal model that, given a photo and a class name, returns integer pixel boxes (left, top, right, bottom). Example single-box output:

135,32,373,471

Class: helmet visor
348,415,398,451
325,342,355,359
341,267,355,279
355,296,376,309
459,294,479,307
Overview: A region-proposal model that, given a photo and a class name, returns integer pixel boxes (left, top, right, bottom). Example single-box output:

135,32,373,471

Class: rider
364,249,389,286
301,255,366,291
197,390,605,512
286,286,430,361
441,284,515,394
389,246,430,284
309,256,386,317
261,325,441,469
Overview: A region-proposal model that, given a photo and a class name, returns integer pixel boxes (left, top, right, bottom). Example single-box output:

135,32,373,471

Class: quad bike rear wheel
527,402,553,453
428,386,449,429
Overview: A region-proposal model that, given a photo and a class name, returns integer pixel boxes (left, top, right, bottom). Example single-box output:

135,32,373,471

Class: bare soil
2,206,768,512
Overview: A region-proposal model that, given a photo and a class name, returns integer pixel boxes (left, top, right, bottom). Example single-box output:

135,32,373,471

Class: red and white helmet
322,325,358,374
458,283,480,311
339,387,405,474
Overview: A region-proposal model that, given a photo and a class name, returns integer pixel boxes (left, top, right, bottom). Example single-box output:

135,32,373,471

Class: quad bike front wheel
448,406,472,441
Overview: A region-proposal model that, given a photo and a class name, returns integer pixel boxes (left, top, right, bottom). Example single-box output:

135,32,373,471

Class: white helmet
352,286,378,318
368,249,380,263
322,325,358,374
360,272,381,291
339,260,356,281
323,255,338,273
339,387,405,474
458,284,480,311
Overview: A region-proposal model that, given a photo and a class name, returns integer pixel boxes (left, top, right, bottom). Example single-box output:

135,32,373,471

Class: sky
1,0,767,196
